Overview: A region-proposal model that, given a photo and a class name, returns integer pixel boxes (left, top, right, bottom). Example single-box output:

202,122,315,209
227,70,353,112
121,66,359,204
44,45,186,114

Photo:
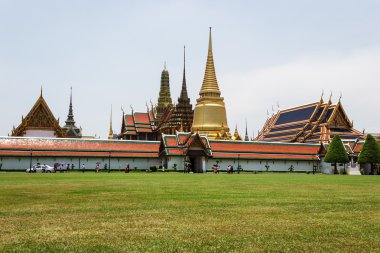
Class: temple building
192,28,230,139
158,46,194,134
62,87,82,138
118,107,158,141
256,95,364,143
11,89,66,138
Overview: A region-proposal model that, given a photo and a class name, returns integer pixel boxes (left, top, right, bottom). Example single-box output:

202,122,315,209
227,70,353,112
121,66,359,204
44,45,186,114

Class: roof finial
164,61,167,70
277,101,280,112
329,91,333,103
40,85,43,97
70,86,73,106
130,104,134,113
320,89,324,103
339,91,342,102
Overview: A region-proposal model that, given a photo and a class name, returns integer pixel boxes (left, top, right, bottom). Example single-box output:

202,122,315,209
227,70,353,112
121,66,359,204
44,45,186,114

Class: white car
26,164,55,173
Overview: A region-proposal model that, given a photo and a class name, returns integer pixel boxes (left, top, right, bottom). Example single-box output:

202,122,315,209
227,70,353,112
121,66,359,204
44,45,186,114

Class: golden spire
191,28,230,139
200,27,221,97
108,105,113,139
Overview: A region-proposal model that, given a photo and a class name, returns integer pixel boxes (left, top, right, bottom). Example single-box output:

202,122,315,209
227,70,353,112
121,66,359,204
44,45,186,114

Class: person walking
81,163,85,173
95,163,100,173
125,163,129,173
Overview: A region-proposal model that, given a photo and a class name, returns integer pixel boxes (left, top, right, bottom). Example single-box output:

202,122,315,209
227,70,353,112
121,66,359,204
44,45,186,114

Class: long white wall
164,156,318,172
0,156,161,171
0,155,319,173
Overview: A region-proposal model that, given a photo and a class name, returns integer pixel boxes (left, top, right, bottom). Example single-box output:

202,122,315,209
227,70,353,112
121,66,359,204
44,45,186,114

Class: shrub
324,135,349,172
358,134,380,174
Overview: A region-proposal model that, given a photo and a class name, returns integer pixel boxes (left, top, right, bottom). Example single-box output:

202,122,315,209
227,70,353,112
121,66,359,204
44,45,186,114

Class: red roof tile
0,137,159,158
134,113,150,124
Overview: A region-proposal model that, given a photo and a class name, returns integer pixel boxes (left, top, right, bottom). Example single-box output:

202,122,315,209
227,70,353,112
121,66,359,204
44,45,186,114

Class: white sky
1,0,379,138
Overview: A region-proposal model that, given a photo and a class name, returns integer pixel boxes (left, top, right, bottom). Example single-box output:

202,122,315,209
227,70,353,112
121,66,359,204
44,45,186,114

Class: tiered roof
0,137,159,158
119,109,157,138
256,98,363,143
160,132,322,161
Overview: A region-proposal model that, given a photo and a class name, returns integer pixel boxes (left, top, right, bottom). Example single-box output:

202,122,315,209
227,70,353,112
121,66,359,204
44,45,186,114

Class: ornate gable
327,102,352,128
12,92,66,138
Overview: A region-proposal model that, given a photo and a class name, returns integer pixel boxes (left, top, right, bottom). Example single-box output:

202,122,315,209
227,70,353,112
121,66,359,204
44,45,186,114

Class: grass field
0,172,379,253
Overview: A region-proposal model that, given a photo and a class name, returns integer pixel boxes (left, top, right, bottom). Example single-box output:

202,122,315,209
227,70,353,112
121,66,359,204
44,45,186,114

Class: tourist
81,163,85,173
227,165,232,174
71,163,75,170
125,163,129,173
95,163,99,173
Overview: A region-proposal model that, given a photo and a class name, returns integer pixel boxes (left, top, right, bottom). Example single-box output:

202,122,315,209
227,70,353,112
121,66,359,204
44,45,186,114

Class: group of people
212,164,220,174
54,162,75,171
212,164,242,174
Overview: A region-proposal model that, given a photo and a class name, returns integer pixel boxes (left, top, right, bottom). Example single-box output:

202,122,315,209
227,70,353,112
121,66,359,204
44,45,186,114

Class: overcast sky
1,0,379,138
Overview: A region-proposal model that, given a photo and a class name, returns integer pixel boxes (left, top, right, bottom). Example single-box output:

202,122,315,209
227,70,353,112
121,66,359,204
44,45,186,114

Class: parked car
26,164,55,173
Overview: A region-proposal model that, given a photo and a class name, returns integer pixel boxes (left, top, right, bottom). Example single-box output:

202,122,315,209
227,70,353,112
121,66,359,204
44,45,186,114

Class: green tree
358,134,380,174
324,135,349,174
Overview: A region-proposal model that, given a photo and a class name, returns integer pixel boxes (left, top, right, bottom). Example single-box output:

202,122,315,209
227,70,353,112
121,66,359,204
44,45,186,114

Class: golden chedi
192,28,230,139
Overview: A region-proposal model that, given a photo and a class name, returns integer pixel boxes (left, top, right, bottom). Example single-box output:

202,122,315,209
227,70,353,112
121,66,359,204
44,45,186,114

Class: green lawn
0,172,379,253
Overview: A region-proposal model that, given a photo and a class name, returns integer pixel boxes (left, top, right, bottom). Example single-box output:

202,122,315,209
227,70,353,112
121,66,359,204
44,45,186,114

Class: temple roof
256,99,364,143
160,132,323,160
12,91,66,138
120,110,156,136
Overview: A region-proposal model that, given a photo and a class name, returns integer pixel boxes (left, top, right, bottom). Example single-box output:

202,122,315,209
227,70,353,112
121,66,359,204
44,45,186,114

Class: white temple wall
0,156,161,171
166,156,184,170
206,158,316,172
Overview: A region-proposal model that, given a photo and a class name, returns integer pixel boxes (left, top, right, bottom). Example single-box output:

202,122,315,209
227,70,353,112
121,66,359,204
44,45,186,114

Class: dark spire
179,46,189,101
65,87,75,126
63,87,82,138
244,120,249,141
